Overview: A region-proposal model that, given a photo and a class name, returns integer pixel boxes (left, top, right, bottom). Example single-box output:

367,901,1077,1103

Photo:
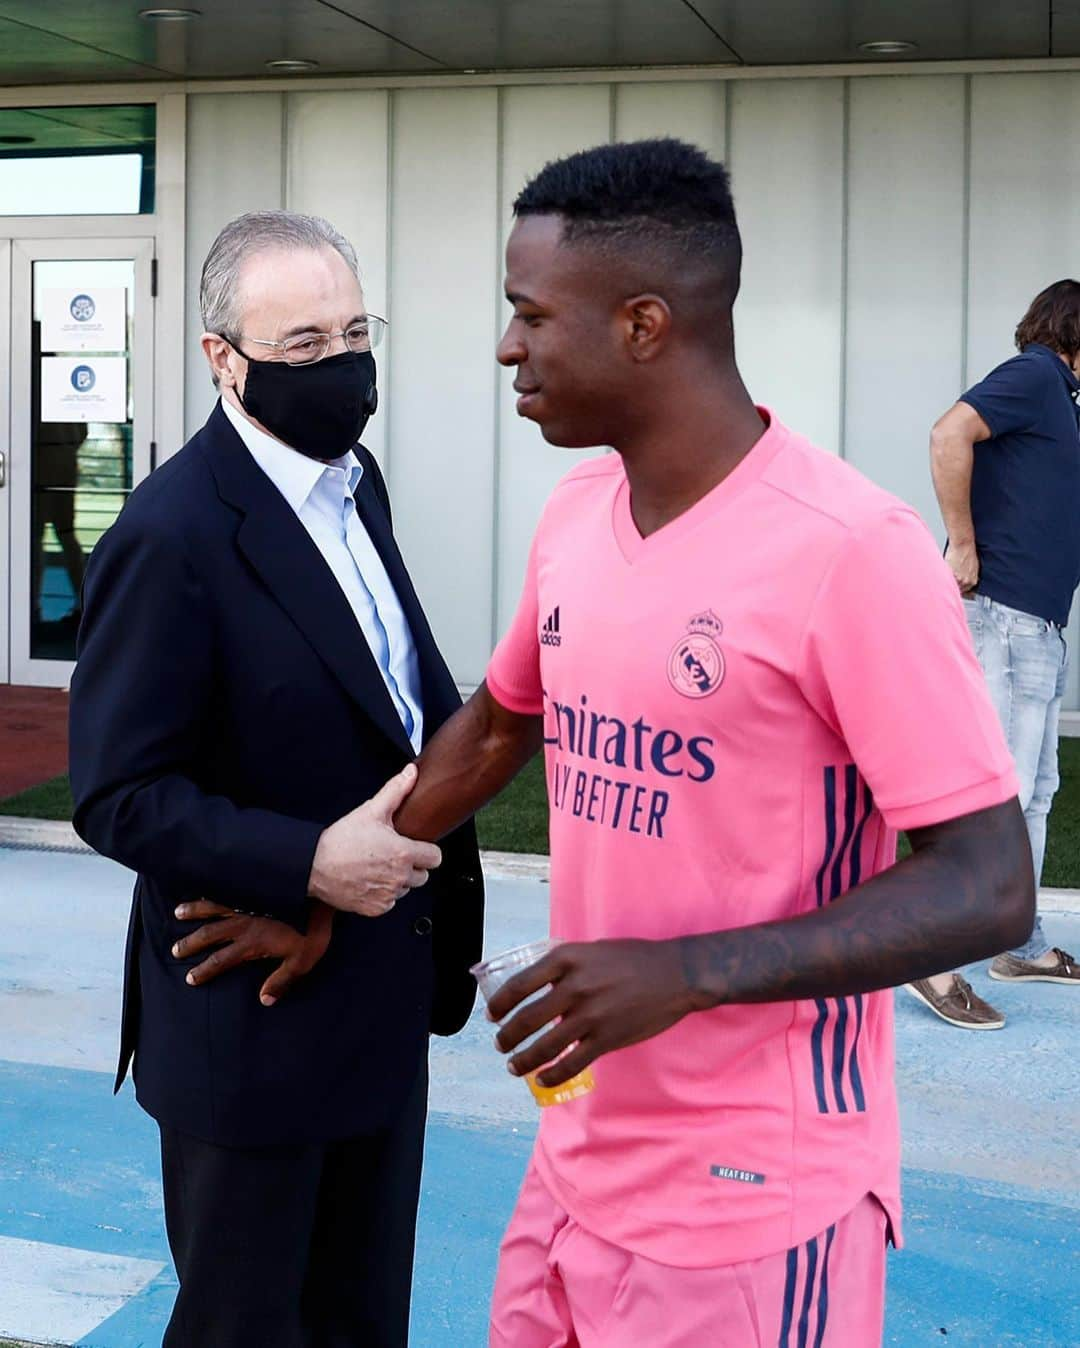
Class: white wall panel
968,73,1080,387
184,93,283,439
845,76,967,541
285,90,390,467
495,84,613,637
175,73,1080,714
388,87,499,685
1066,609,1080,716
613,81,726,153
729,80,845,453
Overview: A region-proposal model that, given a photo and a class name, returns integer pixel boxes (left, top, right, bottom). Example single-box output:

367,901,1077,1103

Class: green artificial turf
5,739,1080,880
475,753,550,854
0,772,74,820
1041,735,1080,887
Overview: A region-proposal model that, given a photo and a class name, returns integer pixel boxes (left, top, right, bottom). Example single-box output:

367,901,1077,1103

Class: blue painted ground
1,1060,1076,1348
1,846,1078,1346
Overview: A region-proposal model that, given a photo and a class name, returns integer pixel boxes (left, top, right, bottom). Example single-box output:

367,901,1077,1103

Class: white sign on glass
40,286,127,352
40,356,128,423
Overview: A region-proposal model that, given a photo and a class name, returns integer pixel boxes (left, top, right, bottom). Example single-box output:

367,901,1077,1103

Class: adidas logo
540,606,562,647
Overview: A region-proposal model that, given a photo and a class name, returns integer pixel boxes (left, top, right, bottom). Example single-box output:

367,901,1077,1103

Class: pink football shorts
490,1162,888,1348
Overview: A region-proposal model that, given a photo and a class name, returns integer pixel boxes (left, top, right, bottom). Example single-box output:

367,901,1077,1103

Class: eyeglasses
231,315,388,366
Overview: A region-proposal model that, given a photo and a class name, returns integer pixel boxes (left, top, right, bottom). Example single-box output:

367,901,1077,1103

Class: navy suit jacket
70,403,483,1147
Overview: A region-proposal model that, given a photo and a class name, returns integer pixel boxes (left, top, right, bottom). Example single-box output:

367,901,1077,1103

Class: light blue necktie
340,478,416,742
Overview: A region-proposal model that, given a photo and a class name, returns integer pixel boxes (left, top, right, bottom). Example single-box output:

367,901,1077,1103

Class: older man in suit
69,210,484,1348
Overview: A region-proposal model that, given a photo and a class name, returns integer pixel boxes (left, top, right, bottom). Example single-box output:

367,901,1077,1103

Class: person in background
32,421,87,638
909,280,1080,1031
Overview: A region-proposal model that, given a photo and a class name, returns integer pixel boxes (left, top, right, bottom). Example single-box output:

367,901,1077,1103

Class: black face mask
233,347,378,460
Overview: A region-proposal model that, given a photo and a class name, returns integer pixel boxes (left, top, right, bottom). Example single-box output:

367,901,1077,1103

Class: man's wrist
674,934,725,1013
306,830,331,902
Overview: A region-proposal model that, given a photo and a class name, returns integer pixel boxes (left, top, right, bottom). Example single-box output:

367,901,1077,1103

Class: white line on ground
0,1236,165,1344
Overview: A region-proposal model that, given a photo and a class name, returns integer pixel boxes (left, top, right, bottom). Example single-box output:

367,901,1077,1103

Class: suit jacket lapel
351,468,463,738
202,406,415,758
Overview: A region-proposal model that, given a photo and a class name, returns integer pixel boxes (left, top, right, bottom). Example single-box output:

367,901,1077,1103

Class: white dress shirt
222,397,423,751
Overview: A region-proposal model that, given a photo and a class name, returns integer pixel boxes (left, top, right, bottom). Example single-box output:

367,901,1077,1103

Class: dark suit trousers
159,1064,428,1348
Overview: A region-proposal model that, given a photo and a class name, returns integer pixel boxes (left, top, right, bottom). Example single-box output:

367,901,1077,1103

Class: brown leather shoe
905,975,1005,1029
989,948,1080,984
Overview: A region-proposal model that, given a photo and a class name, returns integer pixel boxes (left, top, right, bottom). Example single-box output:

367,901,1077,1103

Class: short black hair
513,138,741,296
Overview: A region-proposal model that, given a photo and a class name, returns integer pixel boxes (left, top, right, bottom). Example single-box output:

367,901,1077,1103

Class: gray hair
200,209,360,340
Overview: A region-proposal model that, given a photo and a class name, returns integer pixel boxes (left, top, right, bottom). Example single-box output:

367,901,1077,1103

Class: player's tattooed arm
490,797,1034,1088
675,795,1033,1007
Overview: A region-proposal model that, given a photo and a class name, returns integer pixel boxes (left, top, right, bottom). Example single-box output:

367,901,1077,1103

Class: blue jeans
965,594,1068,959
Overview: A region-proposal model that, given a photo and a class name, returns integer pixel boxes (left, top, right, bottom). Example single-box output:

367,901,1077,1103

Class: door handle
0,449,5,488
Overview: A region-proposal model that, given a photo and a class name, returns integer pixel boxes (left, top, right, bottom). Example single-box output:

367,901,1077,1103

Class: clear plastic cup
471,939,596,1107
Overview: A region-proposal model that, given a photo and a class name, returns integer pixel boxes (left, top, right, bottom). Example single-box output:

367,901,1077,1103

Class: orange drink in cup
471,940,596,1107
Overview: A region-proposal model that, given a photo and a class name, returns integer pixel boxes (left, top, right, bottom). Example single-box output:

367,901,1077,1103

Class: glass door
9,238,154,687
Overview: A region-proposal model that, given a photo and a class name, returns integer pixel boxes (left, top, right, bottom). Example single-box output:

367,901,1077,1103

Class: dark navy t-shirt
960,342,1080,627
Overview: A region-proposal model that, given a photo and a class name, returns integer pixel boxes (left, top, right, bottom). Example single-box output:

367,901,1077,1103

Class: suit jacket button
413,916,433,936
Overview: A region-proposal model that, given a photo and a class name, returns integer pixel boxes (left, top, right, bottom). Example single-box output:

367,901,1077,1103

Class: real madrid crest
70,293,96,322
668,610,725,699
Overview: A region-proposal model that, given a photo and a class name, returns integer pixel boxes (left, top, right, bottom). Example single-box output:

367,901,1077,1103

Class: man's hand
487,939,698,1088
172,899,335,1004
308,763,443,915
946,540,979,595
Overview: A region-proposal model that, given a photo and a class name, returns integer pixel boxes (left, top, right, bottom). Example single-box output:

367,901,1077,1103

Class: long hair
1015,280,1080,359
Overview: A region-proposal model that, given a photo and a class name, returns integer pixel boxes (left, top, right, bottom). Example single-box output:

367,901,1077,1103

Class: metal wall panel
179,72,1080,714
387,87,500,685
729,79,846,453
967,74,1080,389
968,71,1080,711
845,75,967,539
285,89,390,467
612,80,726,150
183,93,284,437
494,84,612,637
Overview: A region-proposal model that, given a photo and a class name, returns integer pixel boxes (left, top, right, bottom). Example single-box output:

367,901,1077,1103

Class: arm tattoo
679,798,1034,1009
